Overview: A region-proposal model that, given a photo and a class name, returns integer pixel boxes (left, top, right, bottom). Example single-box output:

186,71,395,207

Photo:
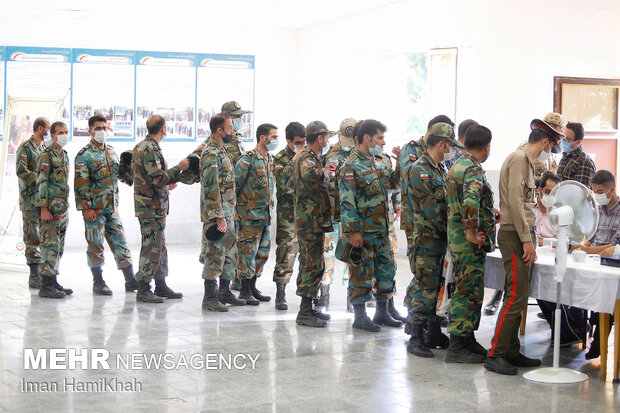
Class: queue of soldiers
16,101,579,376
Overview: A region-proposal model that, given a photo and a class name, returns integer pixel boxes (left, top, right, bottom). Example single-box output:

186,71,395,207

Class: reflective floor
0,246,618,412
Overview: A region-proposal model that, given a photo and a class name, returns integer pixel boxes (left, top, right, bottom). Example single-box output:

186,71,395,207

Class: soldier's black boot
353,304,381,332
407,323,433,358
316,283,330,310
275,283,288,310
121,265,139,292
239,278,260,305
425,319,449,349
38,275,65,299
346,290,353,313
154,278,183,299
52,275,73,295
136,280,164,303
218,279,246,306
484,356,518,375
202,279,228,312
91,267,112,296
312,300,331,320
373,300,403,327
445,334,485,364
388,297,407,323
484,289,503,315
296,296,327,327
231,277,241,291
465,332,487,355
250,276,271,302
28,264,42,289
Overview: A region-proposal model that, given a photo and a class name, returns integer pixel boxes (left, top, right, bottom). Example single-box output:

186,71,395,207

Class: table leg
520,308,527,336
614,300,619,383
600,313,609,381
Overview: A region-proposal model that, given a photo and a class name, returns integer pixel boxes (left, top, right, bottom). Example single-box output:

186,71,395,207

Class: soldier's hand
465,228,485,250
169,183,177,191
392,147,401,158
522,242,537,265
83,209,97,222
292,150,303,162
216,217,227,232
494,208,501,223
40,207,52,221
178,158,190,171
350,232,363,248
537,235,544,247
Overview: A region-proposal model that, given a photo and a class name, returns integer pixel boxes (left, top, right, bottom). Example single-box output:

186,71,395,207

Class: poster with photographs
135,52,196,141
196,54,255,142
72,49,136,141
0,47,5,141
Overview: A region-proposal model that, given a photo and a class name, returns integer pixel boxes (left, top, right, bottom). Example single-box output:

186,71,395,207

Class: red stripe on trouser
489,253,518,357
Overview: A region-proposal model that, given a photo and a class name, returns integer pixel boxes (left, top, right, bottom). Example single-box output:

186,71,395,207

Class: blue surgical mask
369,144,383,156
341,145,352,152
560,140,574,153
43,132,51,142
233,118,243,131
266,140,278,152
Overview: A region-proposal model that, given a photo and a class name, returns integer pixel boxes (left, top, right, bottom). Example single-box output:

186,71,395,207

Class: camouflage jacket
131,136,182,219
446,152,496,253
16,135,43,211
375,154,401,215
407,151,447,255
323,142,353,222
235,147,274,223
274,145,296,223
339,148,397,235
35,143,70,218
223,133,245,166
398,136,427,231
74,141,132,213
292,146,332,235
201,136,236,221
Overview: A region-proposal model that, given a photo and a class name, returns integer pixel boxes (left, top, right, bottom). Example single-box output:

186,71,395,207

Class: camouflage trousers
296,232,325,298
83,211,132,270
447,248,486,336
322,222,349,285
347,233,396,304
39,216,68,277
273,216,298,284
406,253,444,324
237,221,270,280
202,216,237,281
135,218,168,282
405,230,415,274
21,209,41,265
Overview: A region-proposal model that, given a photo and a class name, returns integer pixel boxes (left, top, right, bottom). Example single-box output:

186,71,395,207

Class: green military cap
335,238,367,266
428,122,464,149
306,121,337,138
120,150,132,166
221,101,252,116
338,117,358,147
205,224,237,251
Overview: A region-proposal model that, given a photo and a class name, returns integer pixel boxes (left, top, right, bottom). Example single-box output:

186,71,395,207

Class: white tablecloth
484,250,620,313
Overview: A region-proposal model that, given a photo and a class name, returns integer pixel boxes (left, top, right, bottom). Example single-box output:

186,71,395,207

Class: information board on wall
0,47,5,141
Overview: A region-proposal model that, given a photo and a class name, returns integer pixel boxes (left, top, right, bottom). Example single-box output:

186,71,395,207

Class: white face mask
443,145,455,162
321,137,330,155
541,194,554,209
56,133,69,148
537,148,550,162
293,144,303,153
94,130,106,144
594,191,611,206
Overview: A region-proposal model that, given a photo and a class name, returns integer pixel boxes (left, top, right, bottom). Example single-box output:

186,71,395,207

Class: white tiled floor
0,246,618,412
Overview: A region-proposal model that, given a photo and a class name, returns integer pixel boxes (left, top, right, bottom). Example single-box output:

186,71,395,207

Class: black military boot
407,323,433,358
484,356,518,375
296,296,327,327
425,319,449,349
346,290,353,313
136,280,164,303
202,279,228,312
239,278,260,305
312,301,331,320
250,276,271,302
388,297,407,323
465,332,487,355
445,334,486,363
28,264,42,289
38,275,65,299
275,283,288,310
52,275,73,295
484,290,503,315
154,278,183,299
316,283,330,310
231,277,241,291
218,279,246,306
373,300,403,327
121,265,139,292
353,304,381,332
91,267,112,296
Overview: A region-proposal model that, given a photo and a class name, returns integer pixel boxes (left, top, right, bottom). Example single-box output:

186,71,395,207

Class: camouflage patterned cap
543,112,565,128
428,122,464,149
338,117,357,147
305,121,337,138
221,101,252,116
335,238,367,266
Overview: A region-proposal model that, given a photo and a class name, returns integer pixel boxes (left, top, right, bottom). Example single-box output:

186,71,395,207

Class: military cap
428,122,464,149
335,238,367,266
306,121,336,138
543,112,565,128
187,154,200,172
338,117,358,147
120,150,133,166
221,101,252,116
205,224,237,250
530,118,565,154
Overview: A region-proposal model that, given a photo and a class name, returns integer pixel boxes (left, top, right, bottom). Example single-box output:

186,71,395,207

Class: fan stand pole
523,225,589,384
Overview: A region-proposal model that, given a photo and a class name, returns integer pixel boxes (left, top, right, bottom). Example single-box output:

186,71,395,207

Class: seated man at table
572,169,620,359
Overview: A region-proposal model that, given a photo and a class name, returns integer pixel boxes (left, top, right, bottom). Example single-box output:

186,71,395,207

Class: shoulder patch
241,160,250,167
409,154,417,160
275,163,283,170
420,172,429,180
474,178,482,186
345,172,354,179
41,161,49,168
307,159,316,166
211,162,218,170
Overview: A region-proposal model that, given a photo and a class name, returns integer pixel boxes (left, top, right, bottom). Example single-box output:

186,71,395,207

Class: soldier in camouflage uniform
318,117,357,311
403,123,464,357
235,123,277,305
272,122,306,310
74,115,137,295
35,122,73,299
221,101,251,166
200,113,246,311
132,115,189,303
445,124,496,364
16,117,49,289
339,119,401,332
292,121,336,327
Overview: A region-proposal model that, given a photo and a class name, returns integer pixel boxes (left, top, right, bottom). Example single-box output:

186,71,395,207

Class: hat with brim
428,122,464,149
205,224,237,250
335,238,367,266
221,101,252,116
530,118,565,154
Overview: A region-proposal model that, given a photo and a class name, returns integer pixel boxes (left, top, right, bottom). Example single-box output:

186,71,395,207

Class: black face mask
222,130,234,144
